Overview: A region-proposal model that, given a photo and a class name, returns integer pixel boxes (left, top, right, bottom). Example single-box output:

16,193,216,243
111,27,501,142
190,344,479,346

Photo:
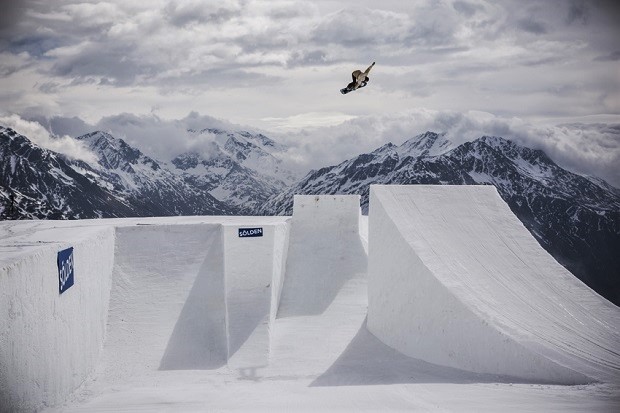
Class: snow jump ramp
277,195,367,318
367,185,620,384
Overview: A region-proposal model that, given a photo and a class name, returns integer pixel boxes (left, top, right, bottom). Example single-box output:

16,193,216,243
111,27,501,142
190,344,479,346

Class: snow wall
0,226,115,413
367,185,620,384
277,195,365,318
110,222,290,372
224,223,289,367
0,219,289,412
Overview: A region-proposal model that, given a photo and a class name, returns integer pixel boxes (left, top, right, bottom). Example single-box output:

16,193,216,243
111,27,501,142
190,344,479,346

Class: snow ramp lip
367,185,620,384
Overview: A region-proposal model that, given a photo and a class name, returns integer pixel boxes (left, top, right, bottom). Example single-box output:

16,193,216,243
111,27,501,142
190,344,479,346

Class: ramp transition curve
367,185,620,384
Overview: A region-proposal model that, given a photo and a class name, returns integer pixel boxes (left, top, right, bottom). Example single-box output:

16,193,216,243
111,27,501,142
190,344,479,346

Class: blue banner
238,227,263,238
57,247,74,294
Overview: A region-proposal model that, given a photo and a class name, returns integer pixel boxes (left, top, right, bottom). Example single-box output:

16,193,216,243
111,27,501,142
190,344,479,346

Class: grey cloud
594,51,620,62
93,112,243,160
287,50,330,67
532,122,620,188
36,112,178,160
593,0,620,21
566,0,590,25
6,3,114,55
237,31,292,53
8,33,66,58
516,18,547,34
520,55,565,67
47,115,92,138
312,6,457,49
181,111,236,131
98,77,116,86
157,67,282,93
94,113,192,160
473,3,561,42
0,0,32,41
452,1,484,17
49,43,146,86
0,52,31,77
3,2,154,84
266,3,311,20
163,0,240,27
312,8,408,46
7,0,314,90
404,9,460,48
0,113,98,163
61,2,121,32
37,81,62,93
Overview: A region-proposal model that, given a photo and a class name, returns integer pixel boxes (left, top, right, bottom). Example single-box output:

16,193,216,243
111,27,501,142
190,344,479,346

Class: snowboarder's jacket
347,62,375,90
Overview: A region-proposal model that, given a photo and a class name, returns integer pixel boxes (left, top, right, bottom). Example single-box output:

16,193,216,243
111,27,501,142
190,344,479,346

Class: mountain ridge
0,127,135,219
170,127,298,212
0,127,235,218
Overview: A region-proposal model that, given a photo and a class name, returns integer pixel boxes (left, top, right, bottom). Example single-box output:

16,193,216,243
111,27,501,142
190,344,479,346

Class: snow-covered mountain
170,128,298,213
73,131,236,216
0,127,235,219
0,127,138,219
0,126,297,218
258,131,620,306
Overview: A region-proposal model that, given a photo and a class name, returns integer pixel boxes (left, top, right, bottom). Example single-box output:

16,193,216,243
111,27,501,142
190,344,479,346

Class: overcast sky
1,0,619,186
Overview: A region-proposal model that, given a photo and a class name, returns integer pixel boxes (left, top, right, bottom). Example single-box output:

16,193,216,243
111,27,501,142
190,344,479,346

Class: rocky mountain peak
75,131,160,172
171,128,298,212
398,131,452,158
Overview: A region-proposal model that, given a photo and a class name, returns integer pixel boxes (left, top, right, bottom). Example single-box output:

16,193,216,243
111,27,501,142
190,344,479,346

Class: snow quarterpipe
367,185,620,384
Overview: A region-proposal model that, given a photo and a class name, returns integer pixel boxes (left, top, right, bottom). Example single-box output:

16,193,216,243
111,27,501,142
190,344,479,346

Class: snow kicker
367,185,620,384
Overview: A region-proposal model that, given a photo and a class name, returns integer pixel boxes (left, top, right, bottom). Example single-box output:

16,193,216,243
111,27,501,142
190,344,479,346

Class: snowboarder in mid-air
340,61,375,94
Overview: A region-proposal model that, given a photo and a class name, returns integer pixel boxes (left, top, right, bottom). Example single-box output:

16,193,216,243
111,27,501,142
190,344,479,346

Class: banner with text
57,247,74,294
238,227,263,238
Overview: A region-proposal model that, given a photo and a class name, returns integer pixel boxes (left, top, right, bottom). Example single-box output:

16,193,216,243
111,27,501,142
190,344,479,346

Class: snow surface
0,190,619,412
0,225,115,412
368,185,620,384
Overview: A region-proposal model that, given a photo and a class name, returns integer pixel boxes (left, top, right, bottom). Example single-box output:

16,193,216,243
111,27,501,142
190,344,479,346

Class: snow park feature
0,190,619,412
367,185,620,385
0,225,115,412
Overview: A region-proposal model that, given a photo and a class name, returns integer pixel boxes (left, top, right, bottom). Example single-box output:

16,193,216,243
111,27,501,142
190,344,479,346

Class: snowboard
340,81,368,94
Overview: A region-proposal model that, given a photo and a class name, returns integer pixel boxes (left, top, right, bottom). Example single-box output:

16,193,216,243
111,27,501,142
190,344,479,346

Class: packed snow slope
368,185,620,385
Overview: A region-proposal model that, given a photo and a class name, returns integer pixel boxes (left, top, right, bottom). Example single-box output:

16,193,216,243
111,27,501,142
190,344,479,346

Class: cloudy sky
1,0,619,186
